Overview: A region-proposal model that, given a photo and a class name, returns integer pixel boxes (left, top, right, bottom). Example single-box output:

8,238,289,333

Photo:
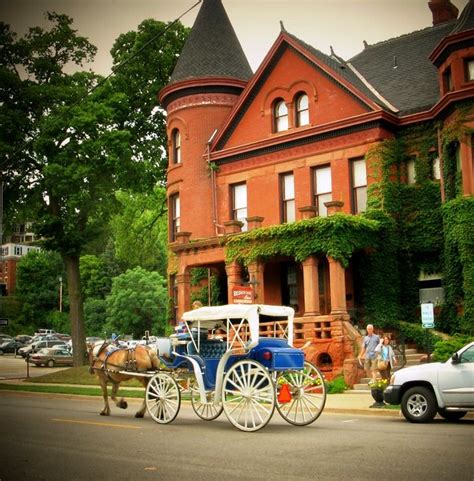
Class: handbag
377,359,389,370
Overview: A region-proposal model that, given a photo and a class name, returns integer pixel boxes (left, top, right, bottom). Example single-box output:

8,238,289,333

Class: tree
106,267,168,338
110,187,168,275
1,14,188,364
80,254,113,300
16,250,65,329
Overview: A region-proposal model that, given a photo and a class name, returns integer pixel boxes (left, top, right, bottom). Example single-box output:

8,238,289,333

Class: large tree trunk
63,254,86,366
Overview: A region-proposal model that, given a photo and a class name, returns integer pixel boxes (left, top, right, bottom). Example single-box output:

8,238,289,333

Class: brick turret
160,0,252,241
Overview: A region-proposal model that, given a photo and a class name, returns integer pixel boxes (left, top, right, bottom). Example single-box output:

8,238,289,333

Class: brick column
247,261,265,303
299,206,317,220
176,270,191,321
225,261,243,304
328,256,348,317
324,200,344,216
302,255,320,316
223,220,243,234
246,216,264,230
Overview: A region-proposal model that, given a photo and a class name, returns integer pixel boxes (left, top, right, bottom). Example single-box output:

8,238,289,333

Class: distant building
160,0,474,382
0,223,41,295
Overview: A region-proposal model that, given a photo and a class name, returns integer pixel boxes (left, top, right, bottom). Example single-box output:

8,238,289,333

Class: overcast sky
0,0,469,75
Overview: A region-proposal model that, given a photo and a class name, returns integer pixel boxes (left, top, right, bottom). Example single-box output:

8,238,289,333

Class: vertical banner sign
421,303,435,328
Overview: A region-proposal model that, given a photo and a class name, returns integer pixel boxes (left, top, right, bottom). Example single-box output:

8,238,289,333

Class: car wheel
437,408,467,422
401,386,437,423
47,359,55,368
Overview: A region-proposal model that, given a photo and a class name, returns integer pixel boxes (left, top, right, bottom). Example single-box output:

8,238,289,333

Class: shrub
432,335,474,362
326,375,348,394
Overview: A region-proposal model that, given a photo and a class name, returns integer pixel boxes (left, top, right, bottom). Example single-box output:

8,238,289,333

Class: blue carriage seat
187,340,227,389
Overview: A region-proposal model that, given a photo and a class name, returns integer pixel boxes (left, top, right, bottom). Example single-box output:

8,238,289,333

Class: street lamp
59,276,63,312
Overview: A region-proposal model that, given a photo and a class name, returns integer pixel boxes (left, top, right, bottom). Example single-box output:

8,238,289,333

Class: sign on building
421,303,434,328
0,318,8,325
232,286,253,304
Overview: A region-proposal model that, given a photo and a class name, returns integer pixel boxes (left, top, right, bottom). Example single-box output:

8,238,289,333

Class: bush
432,335,474,362
326,375,348,394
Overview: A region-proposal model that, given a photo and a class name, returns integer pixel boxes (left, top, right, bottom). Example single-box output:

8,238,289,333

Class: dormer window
295,93,309,127
274,99,288,132
172,129,181,164
464,58,474,82
443,67,453,93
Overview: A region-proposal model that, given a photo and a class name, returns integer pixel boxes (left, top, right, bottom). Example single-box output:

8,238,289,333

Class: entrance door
318,258,331,315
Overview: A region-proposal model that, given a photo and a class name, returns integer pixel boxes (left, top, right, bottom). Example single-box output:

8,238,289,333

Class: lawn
27,366,144,387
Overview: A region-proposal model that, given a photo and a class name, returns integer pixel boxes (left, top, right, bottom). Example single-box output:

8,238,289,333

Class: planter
370,387,385,408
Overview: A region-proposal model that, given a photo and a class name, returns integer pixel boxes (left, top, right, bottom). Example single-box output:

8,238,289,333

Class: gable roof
213,31,384,151
349,21,456,115
169,0,252,84
450,0,474,34
285,32,387,110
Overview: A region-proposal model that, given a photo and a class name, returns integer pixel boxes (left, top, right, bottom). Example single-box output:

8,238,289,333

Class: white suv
384,342,474,422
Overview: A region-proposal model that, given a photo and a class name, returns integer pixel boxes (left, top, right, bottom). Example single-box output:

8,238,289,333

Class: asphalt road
0,392,472,481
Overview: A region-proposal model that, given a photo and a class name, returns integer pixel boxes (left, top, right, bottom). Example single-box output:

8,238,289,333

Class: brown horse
88,342,160,417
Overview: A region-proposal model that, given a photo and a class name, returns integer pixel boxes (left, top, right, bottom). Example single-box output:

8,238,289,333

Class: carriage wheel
275,361,326,426
222,359,275,432
190,382,223,421
146,372,181,424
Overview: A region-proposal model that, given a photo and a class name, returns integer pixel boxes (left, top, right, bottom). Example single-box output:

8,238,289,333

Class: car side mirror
451,352,460,364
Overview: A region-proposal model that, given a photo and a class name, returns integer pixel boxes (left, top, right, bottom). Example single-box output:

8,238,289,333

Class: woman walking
375,335,397,380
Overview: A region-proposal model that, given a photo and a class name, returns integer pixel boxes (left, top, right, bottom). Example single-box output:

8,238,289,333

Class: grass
0,383,144,398
27,366,144,387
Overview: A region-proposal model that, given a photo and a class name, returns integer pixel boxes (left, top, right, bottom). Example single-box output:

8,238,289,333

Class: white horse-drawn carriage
143,304,326,432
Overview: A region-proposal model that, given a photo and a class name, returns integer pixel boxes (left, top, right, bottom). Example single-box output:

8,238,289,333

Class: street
0,392,472,481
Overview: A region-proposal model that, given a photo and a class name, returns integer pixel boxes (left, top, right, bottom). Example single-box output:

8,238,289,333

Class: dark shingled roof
349,21,456,115
450,0,474,34
285,32,384,109
169,0,252,84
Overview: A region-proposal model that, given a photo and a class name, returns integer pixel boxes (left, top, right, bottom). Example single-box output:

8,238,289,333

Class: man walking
358,324,380,381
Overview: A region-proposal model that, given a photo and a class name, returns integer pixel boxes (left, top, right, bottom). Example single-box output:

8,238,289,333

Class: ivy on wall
225,214,381,267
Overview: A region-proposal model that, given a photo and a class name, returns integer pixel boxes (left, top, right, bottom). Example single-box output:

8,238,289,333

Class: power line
1,0,202,169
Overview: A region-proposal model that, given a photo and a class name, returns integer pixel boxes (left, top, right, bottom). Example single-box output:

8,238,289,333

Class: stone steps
352,349,427,391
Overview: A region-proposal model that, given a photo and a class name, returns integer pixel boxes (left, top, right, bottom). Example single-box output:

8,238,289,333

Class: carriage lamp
262,351,272,361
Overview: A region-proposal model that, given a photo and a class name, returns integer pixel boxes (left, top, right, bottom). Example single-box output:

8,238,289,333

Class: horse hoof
119,400,128,409
100,411,109,416
135,412,144,418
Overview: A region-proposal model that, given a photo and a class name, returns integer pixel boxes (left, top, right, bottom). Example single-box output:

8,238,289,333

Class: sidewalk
0,378,400,416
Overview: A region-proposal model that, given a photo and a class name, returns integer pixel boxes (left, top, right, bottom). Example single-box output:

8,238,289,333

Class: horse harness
90,342,147,381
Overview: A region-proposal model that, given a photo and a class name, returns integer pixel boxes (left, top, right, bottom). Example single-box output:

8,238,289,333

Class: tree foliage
110,187,168,275
106,267,168,338
16,250,65,326
0,13,188,363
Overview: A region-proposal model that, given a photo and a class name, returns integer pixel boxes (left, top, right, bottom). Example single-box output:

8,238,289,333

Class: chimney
428,0,459,26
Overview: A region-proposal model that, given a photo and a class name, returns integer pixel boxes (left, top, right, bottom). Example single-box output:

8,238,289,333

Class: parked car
0,339,25,355
15,335,32,344
18,340,67,358
34,329,56,337
384,341,474,422
0,334,13,344
28,347,73,367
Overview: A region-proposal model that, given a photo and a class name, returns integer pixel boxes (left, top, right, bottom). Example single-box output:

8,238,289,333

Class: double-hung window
281,173,295,223
232,183,247,231
314,166,332,217
351,158,367,214
295,93,309,127
172,129,181,164
170,193,180,241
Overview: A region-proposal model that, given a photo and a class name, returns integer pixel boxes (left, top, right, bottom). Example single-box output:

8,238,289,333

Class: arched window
295,93,309,127
274,99,288,132
172,129,181,164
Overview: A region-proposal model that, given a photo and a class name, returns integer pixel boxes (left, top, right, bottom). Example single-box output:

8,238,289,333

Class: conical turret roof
170,0,252,83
